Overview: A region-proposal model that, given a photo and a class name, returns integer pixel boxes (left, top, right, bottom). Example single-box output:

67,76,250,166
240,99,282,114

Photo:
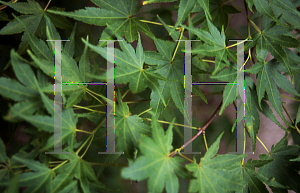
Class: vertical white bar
98,40,123,155
106,41,114,153
46,40,70,154
182,40,193,154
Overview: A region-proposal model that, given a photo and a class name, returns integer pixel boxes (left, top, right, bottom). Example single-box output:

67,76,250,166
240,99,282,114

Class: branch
169,101,223,157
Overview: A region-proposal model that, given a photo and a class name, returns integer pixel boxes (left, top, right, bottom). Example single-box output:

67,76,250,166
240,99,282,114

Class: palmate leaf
121,111,194,193
258,136,300,192
47,0,154,43
183,16,228,75
10,48,55,117
81,117,122,177
245,75,287,132
14,11,86,102
268,0,300,18
0,49,44,115
82,31,171,109
252,0,290,27
144,37,186,117
52,152,109,193
231,159,287,193
10,155,53,193
0,0,71,55
3,100,43,122
256,59,296,128
247,21,299,78
186,132,247,192
9,107,77,152
191,0,240,31
169,0,197,35
197,0,212,21
115,88,151,159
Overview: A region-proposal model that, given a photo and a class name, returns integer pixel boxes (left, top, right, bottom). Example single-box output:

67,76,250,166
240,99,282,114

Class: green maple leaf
258,136,300,192
9,106,77,152
115,88,151,159
13,11,87,104
245,75,287,132
82,31,170,107
245,21,300,79
47,0,155,43
144,37,186,117
230,159,287,193
186,132,246,192
121,111,194,193
0,0,72,55
197,0,240,32
169,0,197,35
52,152,109,193
183,16,229,75
10,155,53,193
256,59,296,128
253,0,287,26
0,50,49,122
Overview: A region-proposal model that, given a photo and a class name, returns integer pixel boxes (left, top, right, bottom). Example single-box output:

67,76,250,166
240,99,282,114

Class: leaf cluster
0,0,300,192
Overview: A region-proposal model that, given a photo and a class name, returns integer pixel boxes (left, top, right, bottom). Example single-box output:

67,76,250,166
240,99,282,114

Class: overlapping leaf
186,132,246,192
115,88,151,159
47,0,154,43
183,15,228,75
169,0,197,35
51,152,109,193
0,0,71,55
245,21,300,78
258,136,300,192
231,159,286,193
83,31,171,112
1,55,79,151
256,59,298,128
144,36,186,117
122,111,194,193
8,156,53,193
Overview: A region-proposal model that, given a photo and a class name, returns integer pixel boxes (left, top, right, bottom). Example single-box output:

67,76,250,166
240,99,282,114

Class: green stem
81,134,94,158
171,27,184,63
85,89,103,105
226,38,249,49
257,136,270,154
138,108,152,117
73,105,105,114
280,94,300,102
44,0,51,11
282,103,300,134
52,160,68,171
76,134,93,155
139,19,181,30
201,59,215,63
249,19,261,33
203,131,208,151
76,129,93,135
142,117,198,130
